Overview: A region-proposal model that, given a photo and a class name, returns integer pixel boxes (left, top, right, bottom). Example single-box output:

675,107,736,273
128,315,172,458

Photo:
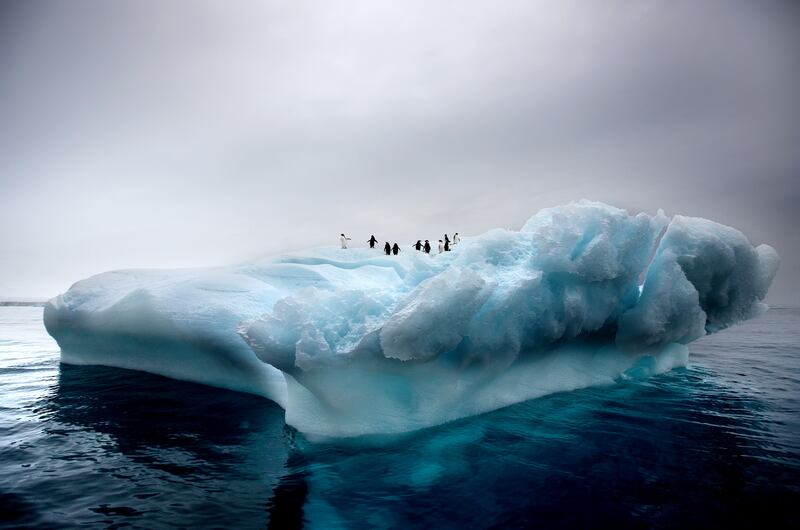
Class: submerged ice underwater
43,202,779,439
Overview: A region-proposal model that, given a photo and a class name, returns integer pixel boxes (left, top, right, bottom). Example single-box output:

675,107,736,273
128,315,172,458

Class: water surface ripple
1,307,798,528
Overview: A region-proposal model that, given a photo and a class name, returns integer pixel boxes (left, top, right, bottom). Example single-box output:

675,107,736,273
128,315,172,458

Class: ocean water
1,306,798,529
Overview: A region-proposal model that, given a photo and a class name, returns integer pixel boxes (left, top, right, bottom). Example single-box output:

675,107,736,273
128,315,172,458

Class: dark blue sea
1,306,798,529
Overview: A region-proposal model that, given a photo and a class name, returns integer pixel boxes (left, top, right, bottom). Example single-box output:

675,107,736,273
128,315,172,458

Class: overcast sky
1,0,798,304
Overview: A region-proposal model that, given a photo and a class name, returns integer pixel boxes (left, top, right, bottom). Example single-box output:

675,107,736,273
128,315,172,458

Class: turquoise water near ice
1,306,798,528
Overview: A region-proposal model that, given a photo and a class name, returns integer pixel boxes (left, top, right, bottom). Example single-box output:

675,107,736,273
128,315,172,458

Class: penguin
453,232,460,245
340,233,351,249
424,240,431,253
392,243,400,255
414,240,423,251
438,240,444,253
444,239,450,252
384,242,391,255
367,235,378,248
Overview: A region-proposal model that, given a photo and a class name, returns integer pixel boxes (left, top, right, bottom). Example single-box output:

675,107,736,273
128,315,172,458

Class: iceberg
44,201,779,438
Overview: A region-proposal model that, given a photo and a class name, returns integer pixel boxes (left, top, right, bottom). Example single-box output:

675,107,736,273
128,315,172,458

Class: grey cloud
1,0,798,304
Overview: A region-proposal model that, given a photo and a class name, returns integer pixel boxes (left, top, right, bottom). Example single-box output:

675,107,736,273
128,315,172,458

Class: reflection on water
290,367,799,529
3,361,293,528
1,307,799,528
50,364,288,476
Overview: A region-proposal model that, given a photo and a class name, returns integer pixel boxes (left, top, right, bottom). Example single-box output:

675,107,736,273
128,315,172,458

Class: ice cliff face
44,202,779,438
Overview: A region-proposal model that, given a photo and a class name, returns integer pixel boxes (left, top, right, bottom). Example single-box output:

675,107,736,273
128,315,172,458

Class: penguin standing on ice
384,242,391,255
392,243,400,255
444,239,450,252
340,234,351,249
438,240,444,253
367,235,378,248
424,240,431,253
444,234,450,247
453,232,460,245
414,240,423,251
